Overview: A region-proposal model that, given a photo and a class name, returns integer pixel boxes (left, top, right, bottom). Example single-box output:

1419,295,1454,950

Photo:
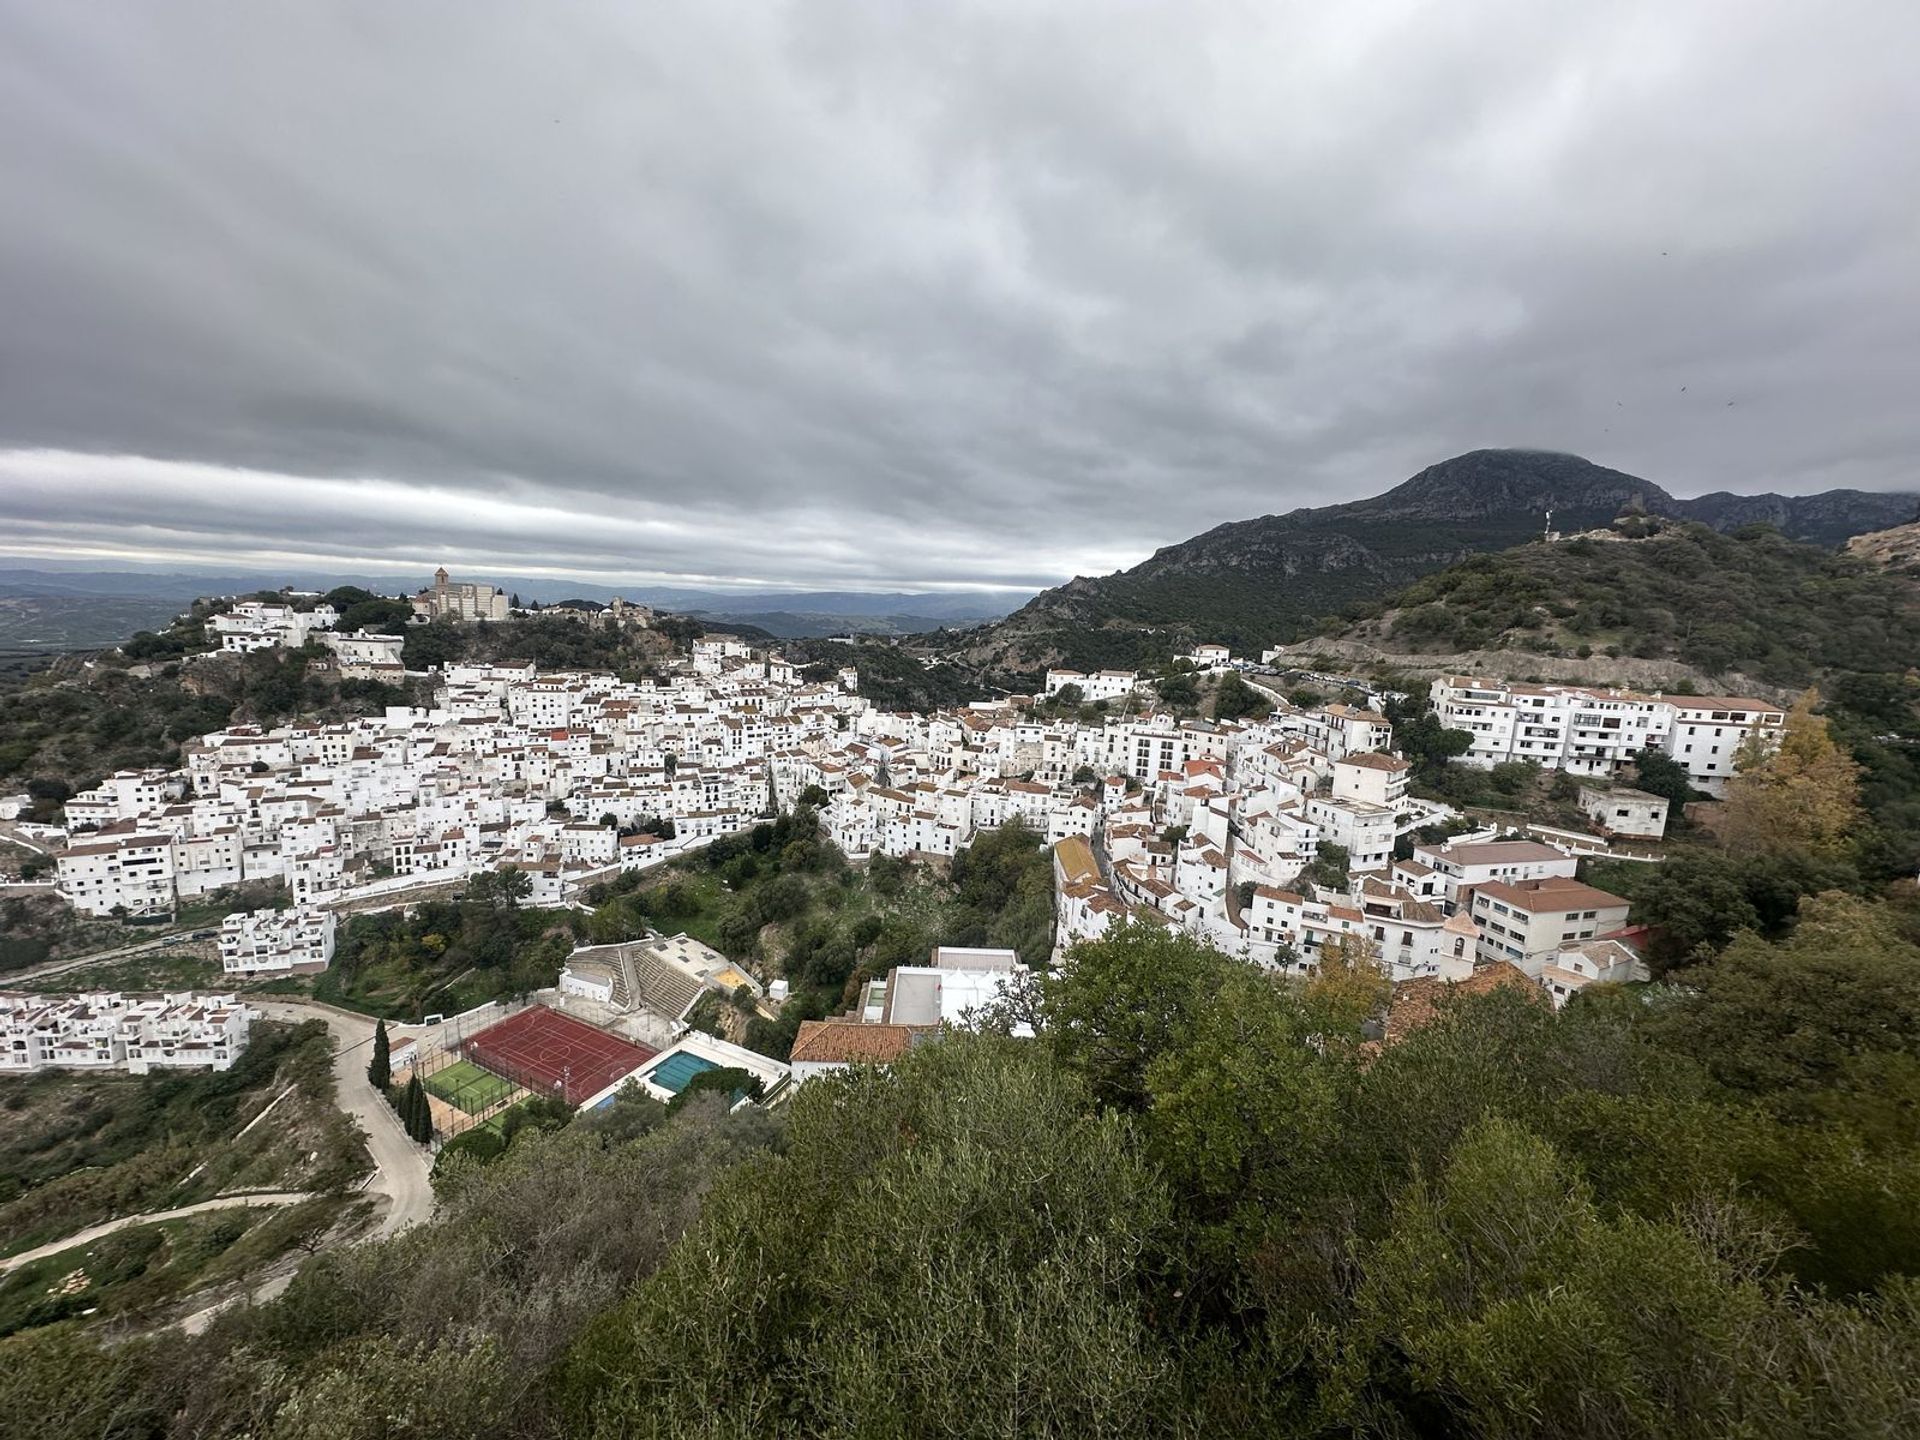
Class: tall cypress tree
368,1019,391,1091
405,1074,431,1142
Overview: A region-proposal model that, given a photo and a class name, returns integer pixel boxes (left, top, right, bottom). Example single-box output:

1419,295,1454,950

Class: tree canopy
11,892,1920,1439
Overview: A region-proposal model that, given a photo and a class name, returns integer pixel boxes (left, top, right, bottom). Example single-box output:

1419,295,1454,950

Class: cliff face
1681,490,1918,546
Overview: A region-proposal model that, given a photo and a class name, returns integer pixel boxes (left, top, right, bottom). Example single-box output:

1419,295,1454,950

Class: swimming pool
648,1050,720,1095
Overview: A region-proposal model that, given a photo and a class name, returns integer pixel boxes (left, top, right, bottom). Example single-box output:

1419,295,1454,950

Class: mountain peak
972,449,1919,674
1363,449,1674,524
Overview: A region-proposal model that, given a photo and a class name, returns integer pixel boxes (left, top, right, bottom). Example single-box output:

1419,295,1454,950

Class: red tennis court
460,1006,658,1105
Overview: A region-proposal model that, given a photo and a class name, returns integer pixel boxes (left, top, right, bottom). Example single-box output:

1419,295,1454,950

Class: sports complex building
576,1028,790,1110
408,998,792,1135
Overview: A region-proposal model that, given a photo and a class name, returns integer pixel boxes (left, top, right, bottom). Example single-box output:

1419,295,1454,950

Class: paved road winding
254,1000,434,1238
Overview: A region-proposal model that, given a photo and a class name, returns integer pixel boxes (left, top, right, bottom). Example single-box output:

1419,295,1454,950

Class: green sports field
424,1059,518,1114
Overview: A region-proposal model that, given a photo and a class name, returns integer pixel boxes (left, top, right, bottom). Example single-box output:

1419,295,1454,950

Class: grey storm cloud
0,1,1915,590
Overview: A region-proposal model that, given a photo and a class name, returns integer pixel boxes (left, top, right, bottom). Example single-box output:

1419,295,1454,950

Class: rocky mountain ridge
965,450,1917,674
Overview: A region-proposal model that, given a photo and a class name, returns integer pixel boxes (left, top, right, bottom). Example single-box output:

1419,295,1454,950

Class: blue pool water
648,1050,720,1095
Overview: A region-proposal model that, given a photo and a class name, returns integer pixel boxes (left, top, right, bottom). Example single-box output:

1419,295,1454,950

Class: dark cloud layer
1,2,1915,590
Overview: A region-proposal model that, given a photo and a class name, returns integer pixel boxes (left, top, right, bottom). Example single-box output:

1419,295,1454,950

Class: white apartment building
219,906,337,976
1662,697,1787,797
1429,676,1785,797
1302,794,1396,873
319,630,406,671
1469,877,1632,976
208,601,340,653
1098,716,1231,782
1331,752,1410,809
1,992,252,1074
1408,838,1579,912
121,994,253,1073
1353,877,1483,984
1243,886,1370,974
1430,676,1673,775
1281,703,1394,762
173,828,246,896
1043,669,1140,702
692,636,753,675
56,830,177,915
64,770,179,828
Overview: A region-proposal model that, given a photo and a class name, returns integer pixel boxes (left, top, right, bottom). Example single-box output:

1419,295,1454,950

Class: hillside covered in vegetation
963,449,1917,674
581,808,1054,1062
1333,519,1920,690
11,906,1920,1438
0,647,420,804
1332,526,1920,876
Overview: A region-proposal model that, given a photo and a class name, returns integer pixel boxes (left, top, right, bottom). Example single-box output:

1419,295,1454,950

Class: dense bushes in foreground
7,914,1920,1437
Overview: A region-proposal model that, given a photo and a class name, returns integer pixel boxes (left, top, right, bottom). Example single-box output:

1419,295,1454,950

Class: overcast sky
1,2,1915,594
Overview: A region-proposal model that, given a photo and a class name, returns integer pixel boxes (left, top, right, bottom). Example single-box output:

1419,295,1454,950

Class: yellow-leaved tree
1304,932,1392,1054
1719,690,1862,859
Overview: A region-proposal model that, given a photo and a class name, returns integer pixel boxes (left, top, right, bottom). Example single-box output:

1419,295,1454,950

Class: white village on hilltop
5,581,1787,1079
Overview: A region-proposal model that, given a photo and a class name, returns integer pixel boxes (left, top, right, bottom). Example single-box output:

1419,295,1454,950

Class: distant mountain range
9,450,1915,657
965,449,1920,673
0,565,1025,649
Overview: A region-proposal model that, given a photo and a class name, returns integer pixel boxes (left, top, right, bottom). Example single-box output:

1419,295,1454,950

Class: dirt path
0,1191,313,1274
5,931,194,986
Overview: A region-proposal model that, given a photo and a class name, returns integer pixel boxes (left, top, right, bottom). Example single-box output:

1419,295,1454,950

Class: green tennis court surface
425,1059,517,1114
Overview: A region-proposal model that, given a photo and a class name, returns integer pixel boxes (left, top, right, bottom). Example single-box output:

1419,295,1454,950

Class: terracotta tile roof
790,1020,925,1065
1474,876,1630,914
1339,751,1410,772
1381,961,1541,1046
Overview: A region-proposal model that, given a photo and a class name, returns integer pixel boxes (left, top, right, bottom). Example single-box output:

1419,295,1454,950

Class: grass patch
425,1059,518,1115
478,1098,532,1136
33,946,226,996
